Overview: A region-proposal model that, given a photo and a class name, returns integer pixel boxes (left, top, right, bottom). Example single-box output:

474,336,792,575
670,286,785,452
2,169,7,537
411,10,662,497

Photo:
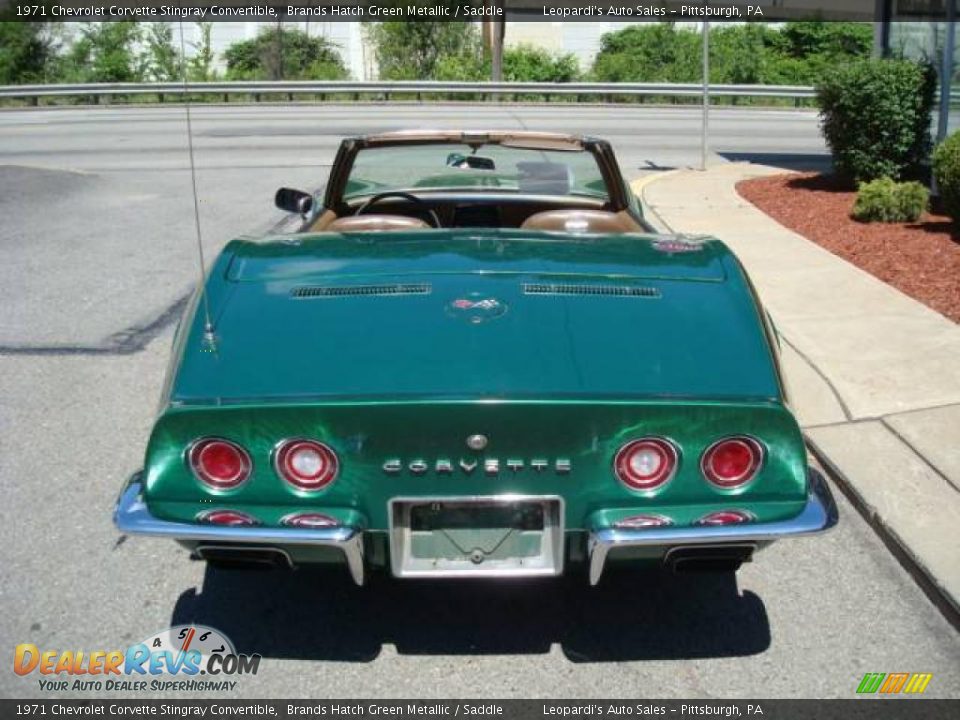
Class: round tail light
197,509,259,527
275,440,338,491
188,438,251,490
614,438,678,492
701,437,764,488
696,509,754,526
281,512,340,529
613,514,674,530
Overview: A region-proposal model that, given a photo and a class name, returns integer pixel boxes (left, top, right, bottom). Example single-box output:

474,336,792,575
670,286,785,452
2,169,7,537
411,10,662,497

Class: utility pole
275,18,283,81
483,1,505,82
701,19,710,171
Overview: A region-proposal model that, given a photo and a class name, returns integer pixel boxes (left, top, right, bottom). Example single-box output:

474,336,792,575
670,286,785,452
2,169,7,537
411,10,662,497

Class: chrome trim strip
587,468,838,585
113,476,365,585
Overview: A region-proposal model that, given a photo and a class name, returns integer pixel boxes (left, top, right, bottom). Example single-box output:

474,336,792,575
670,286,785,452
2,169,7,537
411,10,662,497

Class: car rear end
117,396,835,585
114,230,837,584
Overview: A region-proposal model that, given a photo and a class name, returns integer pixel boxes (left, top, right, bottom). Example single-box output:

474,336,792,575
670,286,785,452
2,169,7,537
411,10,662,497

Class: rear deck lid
172,232,779,403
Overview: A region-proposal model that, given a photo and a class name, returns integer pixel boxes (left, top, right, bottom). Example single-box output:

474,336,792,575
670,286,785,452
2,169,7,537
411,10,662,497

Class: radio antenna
178,19,216,348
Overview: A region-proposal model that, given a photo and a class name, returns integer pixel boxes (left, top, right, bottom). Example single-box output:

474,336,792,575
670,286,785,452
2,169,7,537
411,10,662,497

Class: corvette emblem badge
446,294,507,324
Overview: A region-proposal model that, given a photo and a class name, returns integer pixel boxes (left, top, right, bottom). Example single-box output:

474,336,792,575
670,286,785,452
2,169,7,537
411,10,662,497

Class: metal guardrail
0,80,819,103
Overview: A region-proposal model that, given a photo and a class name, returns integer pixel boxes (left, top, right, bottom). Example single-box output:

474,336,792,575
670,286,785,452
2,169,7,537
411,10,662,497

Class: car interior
312,193,643,234
276,137,650,235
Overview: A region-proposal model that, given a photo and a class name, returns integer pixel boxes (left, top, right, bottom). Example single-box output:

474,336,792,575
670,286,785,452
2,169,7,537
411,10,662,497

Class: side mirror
275,187,314,216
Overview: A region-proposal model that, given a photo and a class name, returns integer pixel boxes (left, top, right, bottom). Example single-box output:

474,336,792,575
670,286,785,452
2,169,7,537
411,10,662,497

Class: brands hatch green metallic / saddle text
114,131,837,585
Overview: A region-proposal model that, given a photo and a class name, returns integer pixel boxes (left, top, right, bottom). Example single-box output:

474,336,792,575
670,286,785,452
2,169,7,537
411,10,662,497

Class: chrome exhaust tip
664,543,756,573
193,544,294,570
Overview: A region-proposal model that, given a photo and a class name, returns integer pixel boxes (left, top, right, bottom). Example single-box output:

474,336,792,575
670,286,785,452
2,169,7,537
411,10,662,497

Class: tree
223,26,348,80
774,21,873,59
63,22,144,83
143,23,181,81
591,21,874,87
0,22,59,84
434,44,581,83
364,21,482,80
709,24,776,85
187,22,215,81
592,24,701,83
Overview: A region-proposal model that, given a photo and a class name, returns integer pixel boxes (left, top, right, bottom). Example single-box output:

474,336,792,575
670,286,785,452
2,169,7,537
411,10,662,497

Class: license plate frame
388,495,565,579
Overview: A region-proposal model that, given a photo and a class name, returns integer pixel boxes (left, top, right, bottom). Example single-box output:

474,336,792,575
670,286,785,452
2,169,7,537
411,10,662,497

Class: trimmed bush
851,177,928,223
932,130,960,223
817,59,935,183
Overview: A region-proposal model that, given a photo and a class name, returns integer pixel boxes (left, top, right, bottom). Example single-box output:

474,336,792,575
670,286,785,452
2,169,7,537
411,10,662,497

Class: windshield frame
323,133,632,214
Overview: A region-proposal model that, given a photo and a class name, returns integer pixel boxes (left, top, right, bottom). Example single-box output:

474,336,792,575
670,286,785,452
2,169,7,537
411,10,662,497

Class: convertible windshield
343,143,610,201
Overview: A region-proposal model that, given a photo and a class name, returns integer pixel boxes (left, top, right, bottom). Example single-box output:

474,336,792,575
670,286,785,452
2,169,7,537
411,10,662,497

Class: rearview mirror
446,153,496,171
275,187,314,216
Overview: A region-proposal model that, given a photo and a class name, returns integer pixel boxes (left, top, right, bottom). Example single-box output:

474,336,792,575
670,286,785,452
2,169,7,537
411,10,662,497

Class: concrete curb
807,437,960,630
629,170,682,233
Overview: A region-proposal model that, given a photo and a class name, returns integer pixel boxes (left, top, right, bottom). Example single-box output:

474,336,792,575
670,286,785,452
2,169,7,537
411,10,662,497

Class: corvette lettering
383,458,571,475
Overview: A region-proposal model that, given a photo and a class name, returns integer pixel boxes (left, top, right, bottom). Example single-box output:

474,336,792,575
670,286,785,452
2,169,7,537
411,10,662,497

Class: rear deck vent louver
523,283,660,298
291,283,431,299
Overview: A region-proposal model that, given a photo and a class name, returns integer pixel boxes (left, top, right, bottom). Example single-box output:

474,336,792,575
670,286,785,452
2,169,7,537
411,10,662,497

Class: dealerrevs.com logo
13,625,260,692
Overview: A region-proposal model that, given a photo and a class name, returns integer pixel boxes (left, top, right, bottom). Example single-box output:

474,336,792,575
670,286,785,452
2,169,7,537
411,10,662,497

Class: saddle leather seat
326,215,430,232
520,209,634,234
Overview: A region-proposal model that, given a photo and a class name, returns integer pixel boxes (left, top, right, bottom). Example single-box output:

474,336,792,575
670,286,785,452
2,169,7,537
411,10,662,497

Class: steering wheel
354,191,442,228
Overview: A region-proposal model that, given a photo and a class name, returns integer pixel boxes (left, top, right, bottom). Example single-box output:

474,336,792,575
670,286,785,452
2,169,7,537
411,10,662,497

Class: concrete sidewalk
637,163,960,619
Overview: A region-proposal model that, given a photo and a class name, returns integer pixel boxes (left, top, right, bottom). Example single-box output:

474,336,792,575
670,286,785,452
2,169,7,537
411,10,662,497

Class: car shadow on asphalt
170,563,770,663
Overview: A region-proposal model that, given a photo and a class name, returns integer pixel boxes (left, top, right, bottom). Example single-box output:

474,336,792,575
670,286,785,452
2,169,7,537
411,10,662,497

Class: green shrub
224,27,347,80
817,59,936,183
932,131,960,223
851,177,928,222
503,45,580,83
894,180,931,221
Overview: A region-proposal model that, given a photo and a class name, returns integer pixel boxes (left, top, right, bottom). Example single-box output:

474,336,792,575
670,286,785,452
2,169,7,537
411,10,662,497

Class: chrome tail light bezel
613,437,680,494
196,509,260,527
273,438,339,492
694,509,756,527
187,437,253,492
700,435,766,490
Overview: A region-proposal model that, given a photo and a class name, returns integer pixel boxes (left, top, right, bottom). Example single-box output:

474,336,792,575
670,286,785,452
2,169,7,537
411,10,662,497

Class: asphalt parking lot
1,104,957,699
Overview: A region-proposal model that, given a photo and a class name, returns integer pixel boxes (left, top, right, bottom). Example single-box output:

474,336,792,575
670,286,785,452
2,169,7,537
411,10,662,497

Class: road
0,103,827,349
1,103,957,699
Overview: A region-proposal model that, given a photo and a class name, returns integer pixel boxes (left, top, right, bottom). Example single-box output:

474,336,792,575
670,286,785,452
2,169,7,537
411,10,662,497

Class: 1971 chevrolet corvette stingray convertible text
114,131,838,585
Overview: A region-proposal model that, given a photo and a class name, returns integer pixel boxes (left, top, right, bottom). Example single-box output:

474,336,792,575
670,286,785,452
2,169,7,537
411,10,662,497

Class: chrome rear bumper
115,469,837,588
586,468,839,585
113,477,365,585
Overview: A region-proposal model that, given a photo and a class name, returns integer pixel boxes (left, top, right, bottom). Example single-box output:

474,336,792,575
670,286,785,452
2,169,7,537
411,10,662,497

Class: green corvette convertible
114,130,838,585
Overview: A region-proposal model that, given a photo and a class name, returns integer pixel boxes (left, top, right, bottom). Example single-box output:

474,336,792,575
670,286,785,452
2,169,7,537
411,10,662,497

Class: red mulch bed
736,172,960,324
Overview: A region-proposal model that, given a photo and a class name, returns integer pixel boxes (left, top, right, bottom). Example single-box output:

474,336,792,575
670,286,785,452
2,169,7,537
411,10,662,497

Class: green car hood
169,230,781,404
